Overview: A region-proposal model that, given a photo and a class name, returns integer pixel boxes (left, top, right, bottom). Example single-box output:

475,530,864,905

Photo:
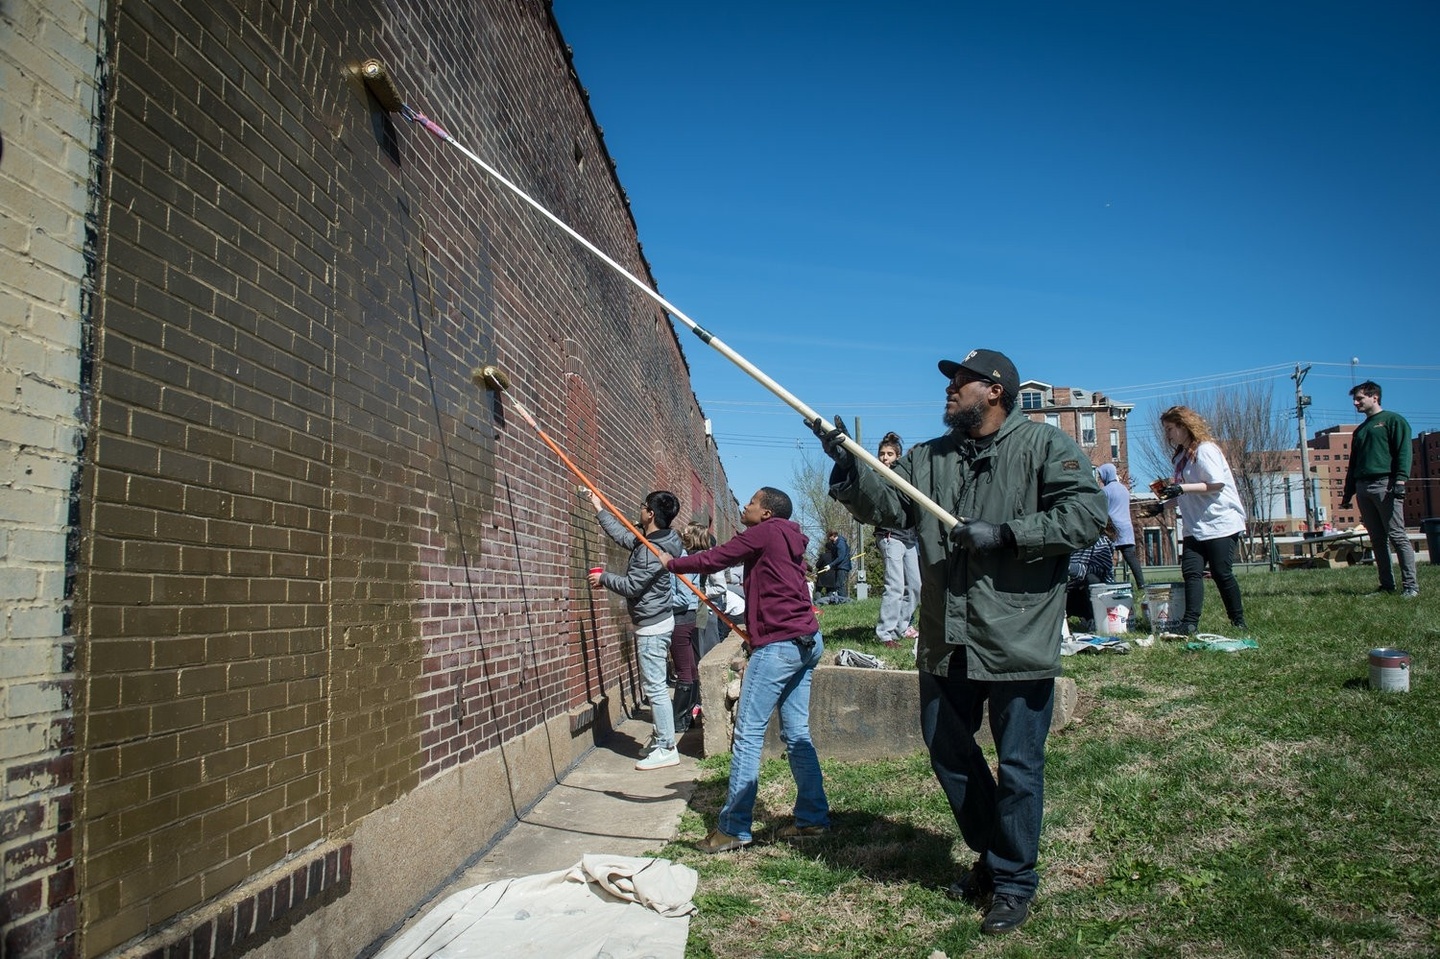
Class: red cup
589,566,603,578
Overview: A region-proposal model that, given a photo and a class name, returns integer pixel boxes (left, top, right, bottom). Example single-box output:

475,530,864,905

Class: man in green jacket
1341,380,1418,598
813,348,1106,935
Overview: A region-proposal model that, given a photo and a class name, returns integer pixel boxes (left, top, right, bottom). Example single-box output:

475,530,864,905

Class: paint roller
358,60,967,531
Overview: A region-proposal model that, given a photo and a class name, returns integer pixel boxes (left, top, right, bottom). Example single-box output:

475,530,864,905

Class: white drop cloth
375,854,697,959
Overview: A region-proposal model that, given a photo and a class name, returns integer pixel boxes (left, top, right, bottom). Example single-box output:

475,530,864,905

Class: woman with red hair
1153,406,1248,634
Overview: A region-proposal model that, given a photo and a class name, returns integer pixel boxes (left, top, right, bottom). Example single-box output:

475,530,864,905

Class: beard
943,396,986,435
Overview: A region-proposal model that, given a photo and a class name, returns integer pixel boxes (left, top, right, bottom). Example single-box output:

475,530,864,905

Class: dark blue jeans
919,660,1054,898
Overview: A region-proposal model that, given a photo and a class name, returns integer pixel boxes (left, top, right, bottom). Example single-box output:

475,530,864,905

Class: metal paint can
1368,647,1411,693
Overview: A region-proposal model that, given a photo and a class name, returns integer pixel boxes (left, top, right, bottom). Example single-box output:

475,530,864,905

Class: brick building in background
1311,424,1439,530
1018,381,1136,477
1,3,735,957
1409,431,1440,523
1016,381,1179,563
1308,424,1359,529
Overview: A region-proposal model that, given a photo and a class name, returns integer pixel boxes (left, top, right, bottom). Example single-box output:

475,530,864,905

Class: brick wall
1408,431,1440,523
0,0,104,955
6,1,735,956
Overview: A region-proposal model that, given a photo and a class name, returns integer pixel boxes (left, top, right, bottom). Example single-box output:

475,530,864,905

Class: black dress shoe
981,893,1031,934
945,859,994,906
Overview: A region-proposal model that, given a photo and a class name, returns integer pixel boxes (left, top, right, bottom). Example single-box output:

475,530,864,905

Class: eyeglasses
948,373,994,390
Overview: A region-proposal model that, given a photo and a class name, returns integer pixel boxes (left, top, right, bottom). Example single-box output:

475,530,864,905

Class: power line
701,363,1440,418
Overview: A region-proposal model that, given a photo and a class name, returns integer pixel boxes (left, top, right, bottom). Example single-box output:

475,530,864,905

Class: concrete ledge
697,636,746,758
698,635,1079,761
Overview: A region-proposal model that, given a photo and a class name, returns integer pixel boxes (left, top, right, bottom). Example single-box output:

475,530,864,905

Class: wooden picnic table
1273,530,1367,568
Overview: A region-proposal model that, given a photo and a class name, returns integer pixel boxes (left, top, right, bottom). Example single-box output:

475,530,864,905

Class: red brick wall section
562,374,612,714
70,1,733,957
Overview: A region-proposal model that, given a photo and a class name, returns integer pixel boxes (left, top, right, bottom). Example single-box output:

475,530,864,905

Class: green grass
668,564,1440,957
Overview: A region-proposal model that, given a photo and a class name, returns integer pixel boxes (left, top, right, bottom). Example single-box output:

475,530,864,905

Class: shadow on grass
683,775,961,889
817,619,883,647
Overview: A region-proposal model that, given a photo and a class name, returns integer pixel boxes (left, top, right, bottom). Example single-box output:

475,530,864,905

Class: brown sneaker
776,821,831,840
697,828,751,854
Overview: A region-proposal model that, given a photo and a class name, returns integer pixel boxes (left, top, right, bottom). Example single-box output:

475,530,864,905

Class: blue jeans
717,634,829,842
875,535,920,640
636,631,676,750
919,660,1054,898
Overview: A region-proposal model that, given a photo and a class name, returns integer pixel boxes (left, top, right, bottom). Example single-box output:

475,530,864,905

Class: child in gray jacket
588,489,684,770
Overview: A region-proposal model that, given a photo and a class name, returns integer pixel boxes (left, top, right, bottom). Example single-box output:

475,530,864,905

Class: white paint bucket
1089,583,1133,636
1368,647,1411,692
1142,583,1186,631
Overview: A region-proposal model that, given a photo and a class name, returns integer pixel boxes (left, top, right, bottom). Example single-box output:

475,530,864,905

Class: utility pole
1292,364,1316,531
852,416,868,599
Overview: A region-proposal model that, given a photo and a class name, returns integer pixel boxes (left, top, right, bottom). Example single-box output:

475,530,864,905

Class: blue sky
550,1,1439,521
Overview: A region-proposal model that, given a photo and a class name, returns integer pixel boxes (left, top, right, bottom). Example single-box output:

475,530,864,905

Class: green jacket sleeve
1007,427,1110,562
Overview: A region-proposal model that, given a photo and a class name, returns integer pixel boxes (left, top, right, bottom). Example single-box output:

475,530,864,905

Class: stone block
697,636,1078,761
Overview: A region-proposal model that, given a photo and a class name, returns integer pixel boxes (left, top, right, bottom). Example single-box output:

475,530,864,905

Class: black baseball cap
938,349,1019,397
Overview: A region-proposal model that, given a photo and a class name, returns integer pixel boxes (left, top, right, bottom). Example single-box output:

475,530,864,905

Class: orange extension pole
475,371,749,643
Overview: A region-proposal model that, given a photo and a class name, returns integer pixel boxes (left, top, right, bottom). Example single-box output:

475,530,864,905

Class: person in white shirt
1149,406,1247,634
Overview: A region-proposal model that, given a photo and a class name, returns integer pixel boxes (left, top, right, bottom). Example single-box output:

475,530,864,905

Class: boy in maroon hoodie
662,487,830,852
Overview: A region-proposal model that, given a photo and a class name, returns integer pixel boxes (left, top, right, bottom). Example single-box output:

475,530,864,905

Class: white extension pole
398,104,962,531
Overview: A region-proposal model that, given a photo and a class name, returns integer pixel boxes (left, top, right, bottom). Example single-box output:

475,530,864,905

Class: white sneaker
635,746,680,770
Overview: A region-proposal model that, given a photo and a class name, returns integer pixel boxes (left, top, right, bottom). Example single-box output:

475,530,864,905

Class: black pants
1066,574,1104,620
1180,533,1245,628
1116,544,1146,587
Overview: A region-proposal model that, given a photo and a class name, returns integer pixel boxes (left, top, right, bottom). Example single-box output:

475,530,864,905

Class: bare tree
1135,390,1204,488
789,449,862,560
1207,384,1289,532
1136,383,1289,546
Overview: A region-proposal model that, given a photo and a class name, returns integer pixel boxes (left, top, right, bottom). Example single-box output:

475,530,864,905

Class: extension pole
473,370,749,642
361,60,963,531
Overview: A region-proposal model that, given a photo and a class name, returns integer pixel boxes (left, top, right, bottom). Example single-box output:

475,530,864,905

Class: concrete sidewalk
367,720,703,954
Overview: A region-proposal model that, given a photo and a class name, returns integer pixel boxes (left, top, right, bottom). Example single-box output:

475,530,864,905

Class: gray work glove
1389,481,1406,497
